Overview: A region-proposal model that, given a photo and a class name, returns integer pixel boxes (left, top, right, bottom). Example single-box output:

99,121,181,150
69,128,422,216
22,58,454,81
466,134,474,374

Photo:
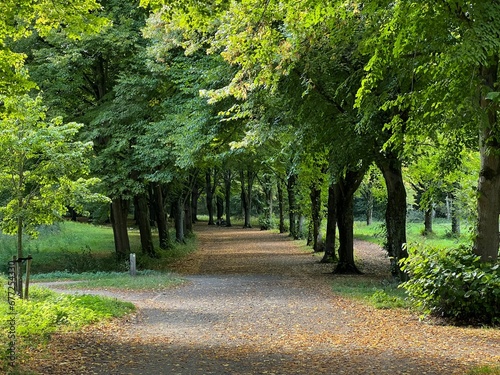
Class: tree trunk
334,169,366,274
377,155,408,280
191,182,200,223
174,196,185,243
474,60,500,263
151,183,170,250
224,169,232,227
287,172,298,239
322,182,338,263
262,174,273,228
310,183,322,252
451,195,460,236
424,207,433,235
134,193,156,257
277,178,286,233
205,170,216,225
216,194,224,221
184,192,193,234
240,169,254,228
110,197,131,260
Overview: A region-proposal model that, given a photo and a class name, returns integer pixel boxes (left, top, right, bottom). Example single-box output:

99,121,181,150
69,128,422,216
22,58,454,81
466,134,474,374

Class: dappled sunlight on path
24,223,499,375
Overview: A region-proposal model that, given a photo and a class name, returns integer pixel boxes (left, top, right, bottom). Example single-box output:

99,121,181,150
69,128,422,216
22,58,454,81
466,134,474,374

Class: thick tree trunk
334,170,366,274
174,196,185,243
110,197,131,260
184,192,193,234
322,183,338,263
310,184,322,252
451,195,460,236
287,172,298,239
216,195,224,221
335,190,361,274
262,174,273,228
277,179,286,233
191,182,200,223
474,60,500,263
134,193,156,257
424,207,433,235
377,155,408,280
240,169,254,228
151,183,170,250
224,169,232,227
205,170,216,225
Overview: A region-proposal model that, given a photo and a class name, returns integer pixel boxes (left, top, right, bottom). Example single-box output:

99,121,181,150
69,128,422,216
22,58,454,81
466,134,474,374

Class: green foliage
401,245,500,325
0,0,107,96
0,94,106,258
0,285,134,344
258,214,276,230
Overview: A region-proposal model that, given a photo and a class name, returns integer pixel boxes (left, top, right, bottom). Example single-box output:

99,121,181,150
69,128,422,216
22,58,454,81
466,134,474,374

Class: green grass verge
330,276,410,310
466,366,500,375
353,219,470,249
0,277,135,371
0,221,197,274
32,270,185,291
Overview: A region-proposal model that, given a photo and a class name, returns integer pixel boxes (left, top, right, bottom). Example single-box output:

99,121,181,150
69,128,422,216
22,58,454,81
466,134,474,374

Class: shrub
401,245,500,325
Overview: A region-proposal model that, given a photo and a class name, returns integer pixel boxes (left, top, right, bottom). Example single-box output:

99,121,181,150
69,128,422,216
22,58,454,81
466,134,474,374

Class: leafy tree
357,1,500,262
0,94,102,295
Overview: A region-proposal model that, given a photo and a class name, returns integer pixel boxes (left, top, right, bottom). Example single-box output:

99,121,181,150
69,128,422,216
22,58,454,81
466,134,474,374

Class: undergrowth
0,279,135,372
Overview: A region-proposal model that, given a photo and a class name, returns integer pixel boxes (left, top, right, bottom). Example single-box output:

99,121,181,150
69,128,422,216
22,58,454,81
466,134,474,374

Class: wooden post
24,255,32,300
130,253,136,277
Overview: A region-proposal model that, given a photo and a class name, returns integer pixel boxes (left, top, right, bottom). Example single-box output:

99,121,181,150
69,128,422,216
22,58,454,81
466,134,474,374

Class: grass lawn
353,218,470,249
0,220,196,275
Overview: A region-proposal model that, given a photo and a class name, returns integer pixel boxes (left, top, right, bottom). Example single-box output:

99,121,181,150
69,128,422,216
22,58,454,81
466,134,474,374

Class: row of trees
1,1,498,283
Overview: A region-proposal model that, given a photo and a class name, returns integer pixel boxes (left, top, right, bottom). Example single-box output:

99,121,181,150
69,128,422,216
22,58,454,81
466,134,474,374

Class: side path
27,225,499,375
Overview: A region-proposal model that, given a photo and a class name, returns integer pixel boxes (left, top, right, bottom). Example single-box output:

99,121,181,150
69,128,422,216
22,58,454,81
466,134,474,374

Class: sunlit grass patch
331,276,410,310
32,270,185,291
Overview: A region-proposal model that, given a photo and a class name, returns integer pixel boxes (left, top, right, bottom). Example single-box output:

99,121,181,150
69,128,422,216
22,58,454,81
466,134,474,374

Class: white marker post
130,253,137,277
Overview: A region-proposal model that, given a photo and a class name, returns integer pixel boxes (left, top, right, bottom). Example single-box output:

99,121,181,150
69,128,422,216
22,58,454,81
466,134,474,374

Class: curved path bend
27,224,499,375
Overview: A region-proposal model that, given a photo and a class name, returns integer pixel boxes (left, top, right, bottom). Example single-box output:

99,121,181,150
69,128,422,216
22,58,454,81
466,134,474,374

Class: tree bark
322,182,338,263
216,194,224,221
451,195,460,236
205,170,216,225
174,196,185,243
287,172,299,239
240,168,255,228
184,192,193,234
474,60,500,263
277,178,286,233
224,169,233,227
334,169,366,274
151,183,170,250
310,183,322,252
424,207,433,235
134,193,156,257
377,155,408,280
191,181,200,223
110,197,131,260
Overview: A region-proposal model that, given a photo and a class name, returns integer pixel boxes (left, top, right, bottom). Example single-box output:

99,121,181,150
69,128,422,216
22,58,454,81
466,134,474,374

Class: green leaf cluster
0,94,101,248
401,245,500,325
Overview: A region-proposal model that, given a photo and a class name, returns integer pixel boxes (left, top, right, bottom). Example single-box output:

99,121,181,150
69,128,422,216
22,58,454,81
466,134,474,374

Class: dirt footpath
24,224,499,375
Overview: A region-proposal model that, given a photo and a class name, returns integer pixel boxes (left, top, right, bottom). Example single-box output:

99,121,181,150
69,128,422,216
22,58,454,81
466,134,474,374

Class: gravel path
25,224,499,375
